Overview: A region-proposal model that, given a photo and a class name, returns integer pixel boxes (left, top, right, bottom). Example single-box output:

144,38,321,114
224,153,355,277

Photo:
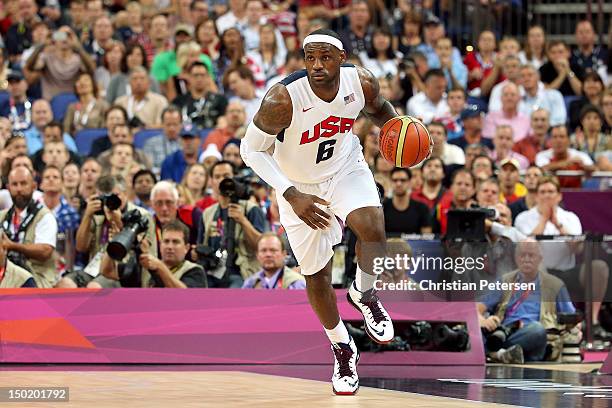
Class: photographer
202,161,266,288
58,174,156,288
0,231,37,288
478,239,576,363
0,167,57,288
101,220,206,288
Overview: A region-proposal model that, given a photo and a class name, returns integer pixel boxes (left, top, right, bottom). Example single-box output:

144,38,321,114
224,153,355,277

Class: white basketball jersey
273,64,365,184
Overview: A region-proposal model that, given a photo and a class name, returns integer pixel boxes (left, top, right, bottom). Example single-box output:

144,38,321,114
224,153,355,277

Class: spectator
489,125,529,170
359,27,399,79
189,0,210,27
498,158,526,204
40,165,80,235
383,167,431,235
471,154,496,183
478,239,576,363
61,174,157,288
397,50,428,107
0,118,10,148
61,162,81,209
536,125,595,188
5,0,39,62
32,122,81,174
0,167,57,287
131,169,156,212
202,101,247,152
40,141,70,171
513,109,551,165
199,144,223,174
224,65,264,123
108,142,135,178
434,37,467,90
106,43,160,104
407,69,449,124
571,105,610,164
487,55,522,112
518,25,547,70
396,10,422,56
448,106,493,151
94,41,125,96
216,0,248,34
142,106,183,174
23,99,77,155
515,176,611,340
181,163,208,205
202,161,266,287
539,41,584,97
571,20,608,83
160,126,202,183
97,124,152,170
438,87,466,141
483,83,531,142
337,0,373,57
411,157,449,211
245,19,287,81
432,169,476,235
131,220,207,288
147,13,171,61
77,158,102,202
24,26,95,100
428,121,465,166
417,14,462,72
476,177,501,207
265,50,305,91
0,70,32,131
173,61,228,129
84,15,114,67
67,0,87,42
568,72,605,132
63,72,109,135
20,22,51,81
603,89,612,133
519,64,566,126
509,165,543,222
464,30,498,97
196,19,221,62
89,105,128,158
242,233,305,289
115,67,168,128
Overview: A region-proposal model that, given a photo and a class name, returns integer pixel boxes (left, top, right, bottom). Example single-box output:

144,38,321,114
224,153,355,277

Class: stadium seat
0,90,9,106
134,128,163,149
50,92,78,121
74,128,107,156
200,128,212,144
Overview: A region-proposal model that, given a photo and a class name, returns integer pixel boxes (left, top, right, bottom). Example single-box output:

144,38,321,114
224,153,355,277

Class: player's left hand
228,203,247,225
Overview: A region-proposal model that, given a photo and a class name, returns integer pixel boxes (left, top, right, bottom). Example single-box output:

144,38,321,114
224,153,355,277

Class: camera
398,56,416,72
195,245,225,271
445,206,498,242
485,321,520,351
219,176,252,203
90,193,121,216
106,209,149,261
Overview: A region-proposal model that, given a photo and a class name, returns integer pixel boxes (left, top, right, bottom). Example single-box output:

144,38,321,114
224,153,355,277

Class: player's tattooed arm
253,84,293,136
357,66,398,128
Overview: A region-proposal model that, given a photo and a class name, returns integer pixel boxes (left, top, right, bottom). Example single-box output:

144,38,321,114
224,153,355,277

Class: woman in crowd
464,30,497,97
106,43,159,104
197,19,221,62
569,72,605,131
216,27,265,91
181,163,209,205
519,25,547,69
63,72,109,135
248,23,286,85
360,27,401,79
95,41,126,95
396,11,422,56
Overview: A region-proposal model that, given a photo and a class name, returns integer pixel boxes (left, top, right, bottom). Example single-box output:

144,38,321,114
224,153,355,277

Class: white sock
355,265,378,292
324,320,350,344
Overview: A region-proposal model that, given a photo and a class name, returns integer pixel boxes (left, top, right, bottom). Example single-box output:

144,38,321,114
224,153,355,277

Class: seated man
242,233,305,289
101,220,207,288
0,231,37,287
479,239,576,363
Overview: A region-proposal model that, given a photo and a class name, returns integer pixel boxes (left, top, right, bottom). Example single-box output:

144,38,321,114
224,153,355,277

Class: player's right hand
284,187,331,230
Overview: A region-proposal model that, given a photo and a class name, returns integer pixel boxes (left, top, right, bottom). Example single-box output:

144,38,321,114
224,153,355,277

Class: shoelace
360,289,387,324
333,345,355,378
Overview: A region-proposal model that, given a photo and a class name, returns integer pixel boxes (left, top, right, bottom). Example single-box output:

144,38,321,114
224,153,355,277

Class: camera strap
505,277,535,317
2,200,44,243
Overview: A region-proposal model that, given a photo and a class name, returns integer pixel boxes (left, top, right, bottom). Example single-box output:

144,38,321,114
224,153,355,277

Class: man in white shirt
519,64,566,126
224,65,264,123
535,125,594,179
488,55,523,112
428,121,465,166
515,175,611,340
407,69,450,124
216,0,248,34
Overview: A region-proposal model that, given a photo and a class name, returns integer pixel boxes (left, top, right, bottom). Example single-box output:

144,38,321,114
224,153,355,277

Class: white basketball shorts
277,153,381,276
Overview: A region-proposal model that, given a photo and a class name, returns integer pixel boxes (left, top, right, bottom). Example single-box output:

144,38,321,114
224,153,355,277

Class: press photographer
201,161,266,288
0,228,37,288
0,167,57,287
57,175,157,288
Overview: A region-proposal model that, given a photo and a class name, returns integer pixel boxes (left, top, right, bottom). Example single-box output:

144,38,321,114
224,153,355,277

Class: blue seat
200,128,212,144
134,128,163,149
50,92,78,121
74,128,107,156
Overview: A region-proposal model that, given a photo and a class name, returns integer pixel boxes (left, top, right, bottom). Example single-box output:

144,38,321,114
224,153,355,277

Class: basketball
379,116,432,168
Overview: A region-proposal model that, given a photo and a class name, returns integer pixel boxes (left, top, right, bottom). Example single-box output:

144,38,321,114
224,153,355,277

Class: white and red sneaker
331,336,360,395
347,281,394,344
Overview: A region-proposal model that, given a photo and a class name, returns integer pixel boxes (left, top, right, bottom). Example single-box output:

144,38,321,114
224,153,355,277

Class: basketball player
241,29,414,395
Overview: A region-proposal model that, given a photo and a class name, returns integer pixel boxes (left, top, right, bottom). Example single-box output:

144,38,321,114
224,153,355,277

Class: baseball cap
423,13,441,26
180,125,198,138
460,105,484,121
500,157,520,171
7,69,25,82
175,23,194,37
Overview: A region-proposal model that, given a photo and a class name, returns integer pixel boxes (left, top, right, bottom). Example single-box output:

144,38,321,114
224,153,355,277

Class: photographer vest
141,260,203,288
252,266,305,289
494,269,563,330
0,260,35,288
0,205,56,288
202,200,261,280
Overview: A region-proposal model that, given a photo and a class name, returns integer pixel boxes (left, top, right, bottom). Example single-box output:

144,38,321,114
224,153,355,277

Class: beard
13,193,32,209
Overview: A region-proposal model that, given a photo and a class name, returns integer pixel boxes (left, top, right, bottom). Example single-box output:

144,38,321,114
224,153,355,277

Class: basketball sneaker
347,281,394,344
331,336,360,395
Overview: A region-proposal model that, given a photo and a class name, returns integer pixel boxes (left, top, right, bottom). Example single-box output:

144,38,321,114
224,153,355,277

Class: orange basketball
379,116,432,168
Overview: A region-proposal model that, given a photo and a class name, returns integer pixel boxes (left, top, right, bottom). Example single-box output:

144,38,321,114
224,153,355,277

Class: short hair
478,177,499,191
424,68,445,82
536,175,561,193
133,168,157,186
210,160,236,177
111,142,134,155
96,174,127,193
390,167,412,180
82,157,101,169
285,50,304,63
495,124,514,136
129,66,148,78
547,40,568,52
43,121,63,133
5,135,26,148
223,65,255,89
187,60,209,73
447,87,466,97
470,154,495,171
451,168,475,187
105,105,128,122
110,123,131,136
428,121,447,136
256,232,286,252
421,156,445,172
161,105,181,121
306,28,341,41
579,103,603,122
41,164,61,178
151,180,179,202
550,124,569,137
162,219,190,244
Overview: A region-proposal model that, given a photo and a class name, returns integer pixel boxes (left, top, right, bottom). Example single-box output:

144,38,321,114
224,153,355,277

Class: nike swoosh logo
302,107,314,112
368,325,385,337
346,380,358,388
